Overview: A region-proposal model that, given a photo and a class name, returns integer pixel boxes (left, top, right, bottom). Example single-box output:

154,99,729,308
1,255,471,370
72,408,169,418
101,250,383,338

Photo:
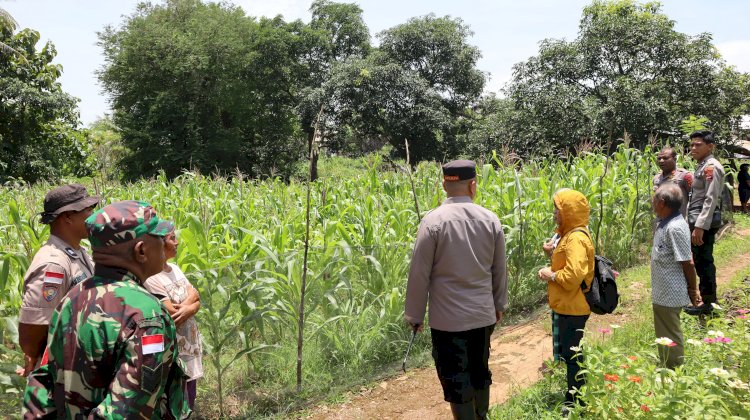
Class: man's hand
692,228,705,246
538,267,554,282
542,241,555,258
15,354,38,377
688,288,703,307
495,310,503,325
407,321,423,332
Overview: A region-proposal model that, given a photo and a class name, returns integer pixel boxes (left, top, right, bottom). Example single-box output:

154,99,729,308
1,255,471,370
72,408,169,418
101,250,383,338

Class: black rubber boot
474,388,490,419
450,401,476,420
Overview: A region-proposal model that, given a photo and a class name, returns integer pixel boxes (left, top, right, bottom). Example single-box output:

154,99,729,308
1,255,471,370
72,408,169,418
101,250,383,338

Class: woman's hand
538,267,555,282
542,241,555,258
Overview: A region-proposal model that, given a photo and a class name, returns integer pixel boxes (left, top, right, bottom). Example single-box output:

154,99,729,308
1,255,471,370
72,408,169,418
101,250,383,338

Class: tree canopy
0,8,89,183
503,0,749,155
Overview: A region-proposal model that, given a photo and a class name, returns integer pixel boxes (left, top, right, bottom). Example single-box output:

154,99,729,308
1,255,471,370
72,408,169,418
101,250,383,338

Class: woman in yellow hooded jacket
538,189,595,407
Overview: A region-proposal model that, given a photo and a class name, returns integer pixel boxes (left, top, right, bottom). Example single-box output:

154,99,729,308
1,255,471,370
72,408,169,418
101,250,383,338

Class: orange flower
645,391,653,397
620,364,631,369
604,373,620,382
628,375,642,383
617,407,624,413
640,404,650,412
627,356,638,361
606,383,615,391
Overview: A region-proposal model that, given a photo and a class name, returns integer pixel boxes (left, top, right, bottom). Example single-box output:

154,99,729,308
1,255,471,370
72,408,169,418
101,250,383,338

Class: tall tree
373,14,485,161
0,10,89,183
296,0,371,180
98,0,304,180
505,0,748,155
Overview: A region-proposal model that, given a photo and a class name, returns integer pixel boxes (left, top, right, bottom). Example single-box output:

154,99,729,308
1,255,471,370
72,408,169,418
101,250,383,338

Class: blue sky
2,0,749,126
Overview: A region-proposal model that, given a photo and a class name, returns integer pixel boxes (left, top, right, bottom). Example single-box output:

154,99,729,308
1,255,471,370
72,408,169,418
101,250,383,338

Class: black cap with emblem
442,160,477,182
40,184,101,224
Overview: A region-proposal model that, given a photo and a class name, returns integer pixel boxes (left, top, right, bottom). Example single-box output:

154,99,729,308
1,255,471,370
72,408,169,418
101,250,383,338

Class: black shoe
684,304,713,316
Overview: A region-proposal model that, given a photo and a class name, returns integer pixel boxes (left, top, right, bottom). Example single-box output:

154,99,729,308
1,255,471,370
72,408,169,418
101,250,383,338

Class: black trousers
691,227,718,303
431,324,495,403
552,312,589,404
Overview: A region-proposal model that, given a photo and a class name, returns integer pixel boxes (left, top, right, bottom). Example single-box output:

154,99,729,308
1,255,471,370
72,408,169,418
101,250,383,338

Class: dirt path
304,228,750,420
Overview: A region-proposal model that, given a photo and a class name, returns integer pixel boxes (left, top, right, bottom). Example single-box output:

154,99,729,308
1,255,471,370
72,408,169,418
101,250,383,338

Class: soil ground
303,228,750,420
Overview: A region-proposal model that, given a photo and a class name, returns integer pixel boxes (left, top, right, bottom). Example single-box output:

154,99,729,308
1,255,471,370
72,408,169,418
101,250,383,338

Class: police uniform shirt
688,154,725,230
19,235,94,325
405,196,508,332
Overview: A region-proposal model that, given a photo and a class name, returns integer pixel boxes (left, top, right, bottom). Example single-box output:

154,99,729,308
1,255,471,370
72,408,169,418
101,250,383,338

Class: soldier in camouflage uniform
18,184,99,377
23,201,191,419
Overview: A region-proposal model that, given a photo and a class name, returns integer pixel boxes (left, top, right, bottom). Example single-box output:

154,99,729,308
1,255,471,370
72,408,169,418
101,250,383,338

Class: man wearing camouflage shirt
685,130,725,315
23,201,191,419
17,184,99,377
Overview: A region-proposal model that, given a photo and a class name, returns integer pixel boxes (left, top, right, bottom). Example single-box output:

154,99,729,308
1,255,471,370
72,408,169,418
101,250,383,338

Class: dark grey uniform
687,154,724,305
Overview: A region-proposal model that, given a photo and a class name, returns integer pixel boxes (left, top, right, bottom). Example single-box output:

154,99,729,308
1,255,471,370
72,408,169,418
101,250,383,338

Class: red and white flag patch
142,334,164,354
43,271,64,285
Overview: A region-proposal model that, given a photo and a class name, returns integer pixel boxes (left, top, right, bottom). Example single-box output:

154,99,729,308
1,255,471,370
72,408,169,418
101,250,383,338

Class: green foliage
680,115,709,136
0,148,660,416
97,0,305,180
87,116,126,181
501,0,749,156
0,9,91,183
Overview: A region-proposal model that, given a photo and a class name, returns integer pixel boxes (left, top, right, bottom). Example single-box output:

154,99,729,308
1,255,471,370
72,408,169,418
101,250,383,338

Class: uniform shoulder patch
43,285,59,302
43,267,65,285
64,247,77,258
142,334,165,354
684,172,694,188
705,165,714,181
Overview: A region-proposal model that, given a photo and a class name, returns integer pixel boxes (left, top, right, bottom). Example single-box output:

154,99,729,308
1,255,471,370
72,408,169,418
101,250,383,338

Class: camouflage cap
85,200,173,248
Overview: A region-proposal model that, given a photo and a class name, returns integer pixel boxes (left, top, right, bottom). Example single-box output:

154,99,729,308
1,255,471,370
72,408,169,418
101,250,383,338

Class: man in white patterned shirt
651,184,700,368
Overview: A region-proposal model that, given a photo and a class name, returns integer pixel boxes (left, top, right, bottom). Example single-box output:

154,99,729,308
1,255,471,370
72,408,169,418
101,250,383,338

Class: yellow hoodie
548,189,595,316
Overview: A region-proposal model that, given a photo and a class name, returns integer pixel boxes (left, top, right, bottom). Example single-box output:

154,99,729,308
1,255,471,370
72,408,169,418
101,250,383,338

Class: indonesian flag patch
142,334,164,355
43,271,64,285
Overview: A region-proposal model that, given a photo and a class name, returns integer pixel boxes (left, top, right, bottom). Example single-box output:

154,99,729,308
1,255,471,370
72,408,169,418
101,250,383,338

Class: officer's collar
48,234,83,259
443,196,473,205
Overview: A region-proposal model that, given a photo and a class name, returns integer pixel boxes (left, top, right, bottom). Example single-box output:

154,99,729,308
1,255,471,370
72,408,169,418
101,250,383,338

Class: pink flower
739,315,748,320
717,337,733,344
599,328,612,334
667,342,678,347
704,338,717,344
738,309,749,314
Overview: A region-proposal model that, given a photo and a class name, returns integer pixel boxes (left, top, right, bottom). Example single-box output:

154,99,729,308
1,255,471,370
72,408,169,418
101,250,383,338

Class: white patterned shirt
144,263,203,380
650,214,692,307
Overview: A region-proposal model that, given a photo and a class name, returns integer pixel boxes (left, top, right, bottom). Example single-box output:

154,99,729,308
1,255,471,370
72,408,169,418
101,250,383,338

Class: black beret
442,160,476,181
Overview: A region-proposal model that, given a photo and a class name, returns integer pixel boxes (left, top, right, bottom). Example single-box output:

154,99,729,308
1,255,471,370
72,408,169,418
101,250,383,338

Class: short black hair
690,130,715,144
741,164,750,171
659,147,677,159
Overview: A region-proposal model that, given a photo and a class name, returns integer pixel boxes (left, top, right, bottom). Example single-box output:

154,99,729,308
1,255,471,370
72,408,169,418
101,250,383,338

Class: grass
490,214,750,419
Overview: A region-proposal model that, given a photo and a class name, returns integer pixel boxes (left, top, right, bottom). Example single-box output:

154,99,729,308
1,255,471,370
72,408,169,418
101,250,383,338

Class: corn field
0,148,659,417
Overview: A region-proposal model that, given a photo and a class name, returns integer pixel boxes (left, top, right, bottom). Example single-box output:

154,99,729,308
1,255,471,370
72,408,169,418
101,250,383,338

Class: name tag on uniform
44,271,64,284
142,334,164,354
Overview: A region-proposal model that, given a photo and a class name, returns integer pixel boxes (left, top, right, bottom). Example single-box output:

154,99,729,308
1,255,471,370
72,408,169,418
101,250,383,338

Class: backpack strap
567,228,593,292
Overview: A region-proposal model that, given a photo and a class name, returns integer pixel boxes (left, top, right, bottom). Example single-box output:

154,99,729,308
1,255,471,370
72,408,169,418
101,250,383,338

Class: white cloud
716,40,750,73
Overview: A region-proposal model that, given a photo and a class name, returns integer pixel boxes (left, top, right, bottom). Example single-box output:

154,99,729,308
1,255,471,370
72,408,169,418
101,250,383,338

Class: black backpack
571,229,620,315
